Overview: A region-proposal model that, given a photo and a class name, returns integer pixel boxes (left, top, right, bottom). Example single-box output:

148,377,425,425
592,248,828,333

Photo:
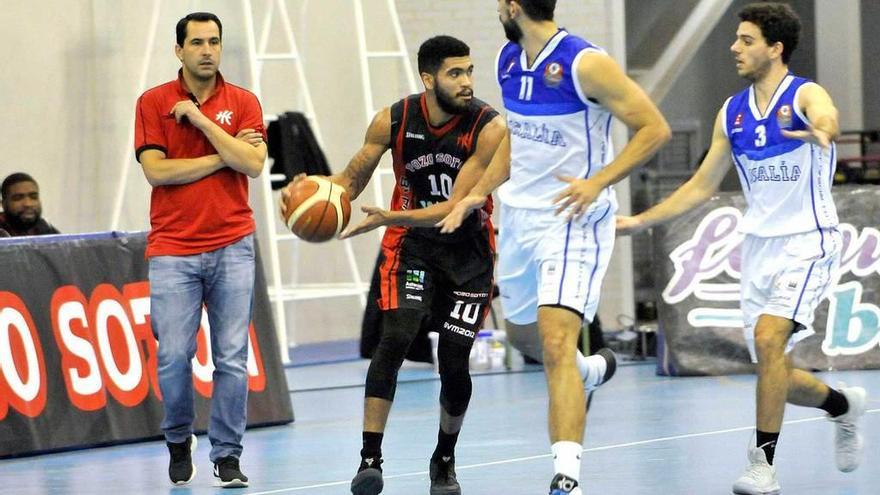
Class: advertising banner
0,232,293,457
653,186,880,375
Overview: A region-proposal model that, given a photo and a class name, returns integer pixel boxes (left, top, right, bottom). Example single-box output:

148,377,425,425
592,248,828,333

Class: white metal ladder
352,0,418,227
242,0,367,362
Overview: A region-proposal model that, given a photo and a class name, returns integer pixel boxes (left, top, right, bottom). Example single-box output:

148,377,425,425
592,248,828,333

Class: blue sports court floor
2,359,877,494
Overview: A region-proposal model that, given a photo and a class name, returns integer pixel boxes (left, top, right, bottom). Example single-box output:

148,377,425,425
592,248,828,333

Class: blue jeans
149,234,255,462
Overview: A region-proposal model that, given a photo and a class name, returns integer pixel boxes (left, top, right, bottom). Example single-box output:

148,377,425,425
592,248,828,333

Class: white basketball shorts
497,202,616,325
740,227,841,362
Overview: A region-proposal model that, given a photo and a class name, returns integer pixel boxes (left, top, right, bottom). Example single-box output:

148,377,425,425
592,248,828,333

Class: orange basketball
282,176,351,242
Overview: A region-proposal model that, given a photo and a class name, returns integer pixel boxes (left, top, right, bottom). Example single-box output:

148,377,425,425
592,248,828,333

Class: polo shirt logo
215,110,233,126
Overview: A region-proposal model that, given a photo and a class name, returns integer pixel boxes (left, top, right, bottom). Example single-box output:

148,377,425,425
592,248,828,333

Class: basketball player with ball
281,35,505,495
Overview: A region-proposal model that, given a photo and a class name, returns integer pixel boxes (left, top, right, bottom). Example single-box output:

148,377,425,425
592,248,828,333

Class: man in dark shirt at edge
0,173,61,236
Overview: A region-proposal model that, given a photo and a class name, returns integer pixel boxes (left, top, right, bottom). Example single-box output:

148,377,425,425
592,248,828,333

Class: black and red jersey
385,93,499,244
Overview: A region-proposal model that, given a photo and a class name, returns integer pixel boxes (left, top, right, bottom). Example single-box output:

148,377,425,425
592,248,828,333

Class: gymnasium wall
0,1,874,349
655,0,818,158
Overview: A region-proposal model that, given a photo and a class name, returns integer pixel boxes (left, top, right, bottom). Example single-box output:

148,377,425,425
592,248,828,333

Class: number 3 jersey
496,29,617,214
723,74,838,237
387,93,499,243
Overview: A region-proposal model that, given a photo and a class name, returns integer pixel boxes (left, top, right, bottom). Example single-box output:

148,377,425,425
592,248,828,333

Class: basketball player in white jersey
439,1,671,493
616,3,866,494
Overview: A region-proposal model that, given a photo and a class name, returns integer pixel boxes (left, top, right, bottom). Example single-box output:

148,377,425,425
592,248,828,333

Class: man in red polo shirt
134,12,266,489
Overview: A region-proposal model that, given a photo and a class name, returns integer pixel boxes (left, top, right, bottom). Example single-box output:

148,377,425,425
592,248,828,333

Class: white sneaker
732,447,780,495
583,348,616,393
829,385,867,472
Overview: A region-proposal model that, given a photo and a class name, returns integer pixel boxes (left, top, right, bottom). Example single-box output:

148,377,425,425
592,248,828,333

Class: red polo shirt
134,70,266,257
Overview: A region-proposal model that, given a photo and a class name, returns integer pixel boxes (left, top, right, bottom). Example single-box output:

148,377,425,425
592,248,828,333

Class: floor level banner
653,186,880,376
0,232,293,457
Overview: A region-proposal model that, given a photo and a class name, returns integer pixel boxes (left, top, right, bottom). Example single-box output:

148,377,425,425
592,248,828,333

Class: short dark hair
1,173,37,199
176,12,223,46
511,0,556,22
738,2,801,64
417,36,470,75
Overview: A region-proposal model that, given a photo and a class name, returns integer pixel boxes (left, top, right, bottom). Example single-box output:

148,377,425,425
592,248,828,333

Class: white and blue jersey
724,74,842,360
493,30,617,325
723,74,838,237
496,29,617,214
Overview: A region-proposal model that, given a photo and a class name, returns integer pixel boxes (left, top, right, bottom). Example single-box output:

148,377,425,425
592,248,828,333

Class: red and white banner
0,232,293,457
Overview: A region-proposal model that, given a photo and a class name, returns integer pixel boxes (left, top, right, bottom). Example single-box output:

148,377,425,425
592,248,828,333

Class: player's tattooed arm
332,107,392,200
343,116,507,238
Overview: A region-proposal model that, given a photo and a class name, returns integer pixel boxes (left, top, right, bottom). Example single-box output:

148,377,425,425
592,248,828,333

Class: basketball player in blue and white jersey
617,3,866,494
440,1,671,493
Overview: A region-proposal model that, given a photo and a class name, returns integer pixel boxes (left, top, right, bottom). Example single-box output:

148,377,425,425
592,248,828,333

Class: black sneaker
429,456,461,495
166,434,196,486
350,456,383,495
549,473,580,494
213,456,249,488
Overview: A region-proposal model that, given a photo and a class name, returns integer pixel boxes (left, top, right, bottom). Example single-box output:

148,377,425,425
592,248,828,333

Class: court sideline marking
246,408,879,494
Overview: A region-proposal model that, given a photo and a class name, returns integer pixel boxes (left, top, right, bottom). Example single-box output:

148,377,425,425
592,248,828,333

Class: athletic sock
359,431,384,470
574,351,589,381
551,441,582,481
820,387,849,418
432,428,460,461
756,430,779,465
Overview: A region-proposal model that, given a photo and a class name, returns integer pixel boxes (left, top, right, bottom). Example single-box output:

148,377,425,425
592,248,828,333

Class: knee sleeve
437,338,472,416
365,308,425,400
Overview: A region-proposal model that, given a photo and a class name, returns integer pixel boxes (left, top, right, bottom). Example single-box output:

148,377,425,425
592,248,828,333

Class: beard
501,17,523,43
435,86,471,115
6,210,39,230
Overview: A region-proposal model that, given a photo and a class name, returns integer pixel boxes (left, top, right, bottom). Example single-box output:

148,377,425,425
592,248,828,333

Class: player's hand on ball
280,175,351,242
339,206,390,239
278,174,307,220
553,175,602,220
437,194,485,233
236,128,264,147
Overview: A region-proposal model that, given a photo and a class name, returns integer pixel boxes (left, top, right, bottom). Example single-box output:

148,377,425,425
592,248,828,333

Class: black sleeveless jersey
386,93,499,244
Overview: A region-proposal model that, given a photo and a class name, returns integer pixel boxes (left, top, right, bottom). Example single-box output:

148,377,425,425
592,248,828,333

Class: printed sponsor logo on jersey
405,281,424,292
543,62,564,88
443,321,475,338
501,58,516,80
406,154,434,172
453,290,489,298
509,119,568,147
732,113,744,134
406,131,425,140
748,164,802,183
456,133,474,151
776,104,792,129
406,269,425,284
406,294,423,301
215,110,233,126
436,153,463,169
405,153,463,172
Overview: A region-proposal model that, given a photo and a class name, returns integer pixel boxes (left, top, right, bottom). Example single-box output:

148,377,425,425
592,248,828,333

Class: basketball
282,176,351,242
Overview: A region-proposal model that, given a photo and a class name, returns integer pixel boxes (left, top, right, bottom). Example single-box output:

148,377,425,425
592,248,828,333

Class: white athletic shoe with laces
732,447,780,495
829,385,867,473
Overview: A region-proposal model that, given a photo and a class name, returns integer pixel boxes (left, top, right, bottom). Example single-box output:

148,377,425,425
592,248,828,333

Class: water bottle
470,330,492,371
